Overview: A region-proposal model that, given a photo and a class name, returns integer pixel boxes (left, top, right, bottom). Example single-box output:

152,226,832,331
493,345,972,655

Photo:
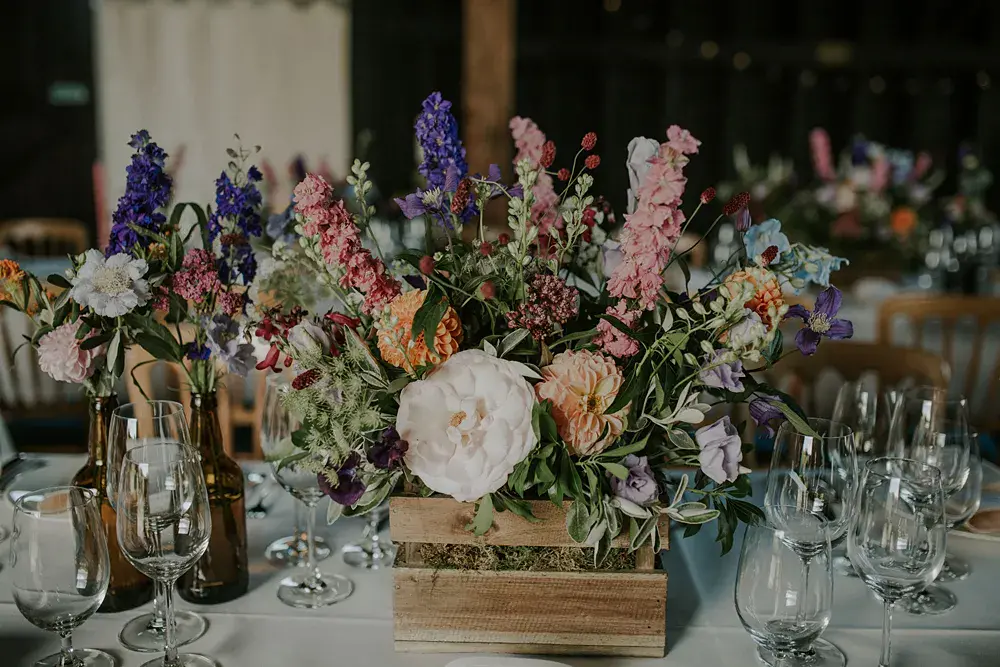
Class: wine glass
888,387,972,615
117,442,216,667
260,377,331,567
261,376,353,607
902,441,982,615
848,457,947,667
342,502,396,569
735,521,833,667
10,486,113,667
763,418,858,667
108,400,207,652
830,381,897,576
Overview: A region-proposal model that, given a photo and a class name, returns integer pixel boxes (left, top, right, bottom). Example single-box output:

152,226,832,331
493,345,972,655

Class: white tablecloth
0,457,998,666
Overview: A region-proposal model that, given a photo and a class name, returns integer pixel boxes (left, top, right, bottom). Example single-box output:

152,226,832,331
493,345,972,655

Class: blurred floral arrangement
0,131,263,398
252,91,852,559
716,145,796,223
939,144,996,231
777,130,942,263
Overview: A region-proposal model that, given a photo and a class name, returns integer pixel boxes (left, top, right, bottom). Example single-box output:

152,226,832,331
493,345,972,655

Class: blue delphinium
106,130,173,256
208,164,263,285
415,92,467,189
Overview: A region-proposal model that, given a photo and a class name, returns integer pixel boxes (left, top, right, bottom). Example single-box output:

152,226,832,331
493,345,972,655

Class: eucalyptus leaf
599,462,629,480
672,501,708,514
668,429,698,451
671,473,690,506
498,328,530,357
586,519,608,547
675,509,721,524
629,514,659,552
771,400,820,438
611,496,651,519
593,532,613,568
675,408,707,424
466,494,495,536
386,376,411,394
566,499,590,543
326,499,345,525
482,339,498,357
597,435,649,459
107,330,123,378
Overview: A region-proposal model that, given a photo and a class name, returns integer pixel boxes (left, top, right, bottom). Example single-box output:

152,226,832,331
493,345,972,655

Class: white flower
70,250,150,317
397,349,538,502
37,321,102,384
626,137,660,214
727,309,769,352
287,320,331,359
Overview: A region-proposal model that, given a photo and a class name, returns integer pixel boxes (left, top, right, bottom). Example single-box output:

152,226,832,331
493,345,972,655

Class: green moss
397,543,638,571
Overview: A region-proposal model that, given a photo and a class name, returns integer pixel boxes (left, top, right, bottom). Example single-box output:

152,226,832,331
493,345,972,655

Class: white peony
70,250,150,317
625,137,660,214
397,349,538,502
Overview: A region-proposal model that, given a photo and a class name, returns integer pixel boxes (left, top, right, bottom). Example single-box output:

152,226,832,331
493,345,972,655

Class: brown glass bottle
177,392,249,604
71,394,154,613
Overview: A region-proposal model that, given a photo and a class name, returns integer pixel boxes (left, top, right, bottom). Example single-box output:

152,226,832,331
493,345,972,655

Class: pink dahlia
535,349,628,456
37,321,102,384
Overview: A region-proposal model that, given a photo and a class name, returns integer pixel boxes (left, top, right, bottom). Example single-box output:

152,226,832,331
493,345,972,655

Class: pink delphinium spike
810,128,836,181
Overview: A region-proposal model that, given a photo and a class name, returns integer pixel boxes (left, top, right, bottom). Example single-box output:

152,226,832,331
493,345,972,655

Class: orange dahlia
377,289,463,371
723,266,785,326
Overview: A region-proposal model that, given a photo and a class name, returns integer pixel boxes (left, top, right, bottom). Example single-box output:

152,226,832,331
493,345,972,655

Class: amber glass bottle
71,394,154,612
177,392,249,604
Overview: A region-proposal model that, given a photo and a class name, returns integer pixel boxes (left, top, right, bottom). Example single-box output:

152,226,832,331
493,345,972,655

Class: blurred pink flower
810,128,836,181
666,125,701,155
37,321,102,384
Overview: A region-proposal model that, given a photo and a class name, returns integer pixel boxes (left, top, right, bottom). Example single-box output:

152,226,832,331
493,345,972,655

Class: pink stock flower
810,128,836,181
510,116,560,235
666,125,701,155
594,299,641,358
172,248,220,303
608,132,692,311
294,174,400,314
37,321,102,384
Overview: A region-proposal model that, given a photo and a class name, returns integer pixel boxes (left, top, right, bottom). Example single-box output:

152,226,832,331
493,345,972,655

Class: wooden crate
389,496,669,657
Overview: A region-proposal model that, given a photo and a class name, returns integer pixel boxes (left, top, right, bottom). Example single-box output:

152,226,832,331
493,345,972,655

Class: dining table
0,455,998,667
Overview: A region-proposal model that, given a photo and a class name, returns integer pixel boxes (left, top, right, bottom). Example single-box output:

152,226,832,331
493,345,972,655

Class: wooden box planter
389,496,670,657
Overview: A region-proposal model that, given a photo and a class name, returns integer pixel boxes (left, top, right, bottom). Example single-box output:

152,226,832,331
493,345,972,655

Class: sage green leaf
498,328,530,357
599,461,629,480
502,496,540,522
668,429,698,450
275,450,310,472
594,531,613,568
675,508,720,524
46,274,72,289
79,331,113,350
671,473,689,507
326,499,345,524
611,496,651,519
597,435,649,459
629,514,659,552
466,494,494,536
772,399,820,437
566,499,590,543
386,376,411,394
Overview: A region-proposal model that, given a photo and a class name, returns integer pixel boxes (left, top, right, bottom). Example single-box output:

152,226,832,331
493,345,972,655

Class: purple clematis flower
749,395,785,438
784,286,853,356
318,452,366,506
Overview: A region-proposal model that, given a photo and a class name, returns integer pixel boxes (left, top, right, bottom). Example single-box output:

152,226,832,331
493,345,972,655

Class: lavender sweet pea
610,455,658,506
694,416,747,485
698,350,745,392
368,426,409,471
784,286,853,356
319,452,366,506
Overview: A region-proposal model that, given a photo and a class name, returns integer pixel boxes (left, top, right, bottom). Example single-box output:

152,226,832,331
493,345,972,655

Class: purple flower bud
318,452,366,507
368,426,409,471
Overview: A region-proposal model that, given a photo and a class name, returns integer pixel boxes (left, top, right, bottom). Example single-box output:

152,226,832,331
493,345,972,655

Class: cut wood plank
393,568,666,655
389,496,669,550
393,641,665,658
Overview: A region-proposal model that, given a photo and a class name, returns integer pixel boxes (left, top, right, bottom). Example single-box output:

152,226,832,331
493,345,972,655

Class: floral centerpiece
780,129,940,269
940,144,997,232
251,91,852,561
716,144,796,225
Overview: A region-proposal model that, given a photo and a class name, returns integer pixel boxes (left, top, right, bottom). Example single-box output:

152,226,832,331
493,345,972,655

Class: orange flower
723,267,785,326
535,349,627,456
890,206,917,239
377,290,463,371
0,259,24,283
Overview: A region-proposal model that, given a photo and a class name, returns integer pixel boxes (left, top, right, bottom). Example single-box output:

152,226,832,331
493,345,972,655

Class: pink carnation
594,300,641,358
666,125,701,155
172,248,220,303
37,321,102,384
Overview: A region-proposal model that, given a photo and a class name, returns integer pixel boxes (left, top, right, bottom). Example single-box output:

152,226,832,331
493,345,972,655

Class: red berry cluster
585,155,601,170
292,368,322,390
450,177,473,214
540,141,556,169
760,245,779,266
700,187,716,205
581,132,597,151
722,191,750,216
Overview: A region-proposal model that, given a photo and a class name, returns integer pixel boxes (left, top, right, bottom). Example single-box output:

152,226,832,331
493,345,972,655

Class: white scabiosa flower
70,250,150,317
397,349,537,502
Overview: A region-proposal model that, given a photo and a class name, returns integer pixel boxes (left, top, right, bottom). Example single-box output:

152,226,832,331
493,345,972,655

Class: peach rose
535,349,628,456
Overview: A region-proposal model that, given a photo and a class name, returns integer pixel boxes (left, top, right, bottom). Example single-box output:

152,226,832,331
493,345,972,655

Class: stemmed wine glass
762,418,858,667
848,457,947,667
10,486,113,667
260,377,331,567
831,381,898,576
108,400,207,652
902,440,982,615
261,376,354,607
117,442,217,667
342,502,395,569
735,521,833,667
888,387,972,615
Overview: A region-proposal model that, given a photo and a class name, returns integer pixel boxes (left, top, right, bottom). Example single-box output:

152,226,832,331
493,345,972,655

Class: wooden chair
0,219,88,257
877,295,1000,432
755,341,950,440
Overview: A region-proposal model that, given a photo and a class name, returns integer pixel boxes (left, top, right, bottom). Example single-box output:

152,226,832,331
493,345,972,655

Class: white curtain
95,0,351,220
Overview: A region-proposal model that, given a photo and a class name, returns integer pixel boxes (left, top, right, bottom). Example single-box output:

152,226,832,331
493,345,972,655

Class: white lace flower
70,250,150,317
397,349,538,502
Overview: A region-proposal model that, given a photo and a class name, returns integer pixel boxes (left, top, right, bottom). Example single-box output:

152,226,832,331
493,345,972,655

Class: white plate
445,659,571,667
